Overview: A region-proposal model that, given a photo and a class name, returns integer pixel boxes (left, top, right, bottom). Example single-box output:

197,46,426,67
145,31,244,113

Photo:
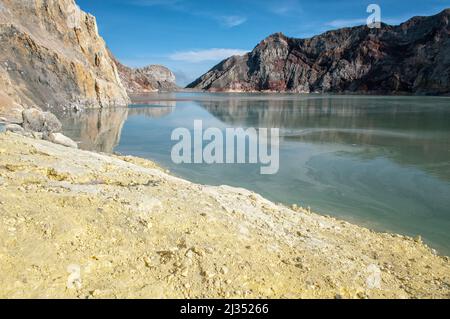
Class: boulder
46,133,78,149
22,108,62,133
5,123,24,133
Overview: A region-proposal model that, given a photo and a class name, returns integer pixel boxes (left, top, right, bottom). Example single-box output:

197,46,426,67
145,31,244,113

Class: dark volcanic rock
188,9,450,95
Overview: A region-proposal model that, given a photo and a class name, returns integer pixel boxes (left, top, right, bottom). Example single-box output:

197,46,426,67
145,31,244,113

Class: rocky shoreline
0,132,448,299
0,107,78,149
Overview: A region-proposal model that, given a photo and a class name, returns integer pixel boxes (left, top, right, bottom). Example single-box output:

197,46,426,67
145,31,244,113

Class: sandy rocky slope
0,132,448,299
0,0,449,299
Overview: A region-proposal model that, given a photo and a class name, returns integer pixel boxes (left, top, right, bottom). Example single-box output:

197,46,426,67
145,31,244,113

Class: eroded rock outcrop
111,53,178,93
0,0,130,122
188,9,450,95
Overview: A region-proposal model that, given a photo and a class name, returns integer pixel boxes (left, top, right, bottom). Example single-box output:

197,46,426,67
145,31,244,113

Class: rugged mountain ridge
187,9,450,95
0,0,130,122
110,54,178,93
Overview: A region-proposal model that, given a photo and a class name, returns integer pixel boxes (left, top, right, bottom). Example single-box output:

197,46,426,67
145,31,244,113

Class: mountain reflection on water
60,100,176,153
197,95,450,182
61,93,450,254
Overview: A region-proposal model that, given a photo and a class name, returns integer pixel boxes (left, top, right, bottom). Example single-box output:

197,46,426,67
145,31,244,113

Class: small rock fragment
185,249,194,259
143,256,153,268
5,124,24,134
180,268,189,277
201,270,215,278
46,133,78,149
220,266,229,275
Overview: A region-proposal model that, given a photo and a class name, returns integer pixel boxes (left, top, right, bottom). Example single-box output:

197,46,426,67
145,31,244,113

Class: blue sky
76,0,450,86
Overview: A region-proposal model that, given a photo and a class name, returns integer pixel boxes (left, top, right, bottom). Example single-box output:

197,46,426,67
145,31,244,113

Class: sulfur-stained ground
0,132,449,299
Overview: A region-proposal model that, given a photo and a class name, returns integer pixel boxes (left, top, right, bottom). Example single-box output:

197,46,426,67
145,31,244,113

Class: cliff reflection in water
61,95,450,182
197,96,450,181
61,102,176,153
128,104,176,119
60,108,129,153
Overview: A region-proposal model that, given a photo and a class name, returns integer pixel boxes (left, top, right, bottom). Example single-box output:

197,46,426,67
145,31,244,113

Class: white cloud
326,18,367,28
131,1,246,28
169,48,249,63
219,15,247,28
270,0,302,16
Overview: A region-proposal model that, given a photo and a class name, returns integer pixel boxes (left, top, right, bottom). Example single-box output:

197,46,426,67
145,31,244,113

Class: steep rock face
188,9,450,95
0,0,130,122
111,54,177,93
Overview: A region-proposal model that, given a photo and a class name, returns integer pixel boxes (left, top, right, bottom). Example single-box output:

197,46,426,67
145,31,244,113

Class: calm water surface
61,93,450,254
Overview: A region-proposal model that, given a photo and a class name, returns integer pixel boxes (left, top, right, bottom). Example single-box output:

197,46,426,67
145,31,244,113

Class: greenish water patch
62,93,450,255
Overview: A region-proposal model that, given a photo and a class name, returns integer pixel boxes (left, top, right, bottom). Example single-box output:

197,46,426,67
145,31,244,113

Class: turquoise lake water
61,93,450,255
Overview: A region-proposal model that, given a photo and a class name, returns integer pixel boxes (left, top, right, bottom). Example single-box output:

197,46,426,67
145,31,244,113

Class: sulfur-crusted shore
0,132,449,299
